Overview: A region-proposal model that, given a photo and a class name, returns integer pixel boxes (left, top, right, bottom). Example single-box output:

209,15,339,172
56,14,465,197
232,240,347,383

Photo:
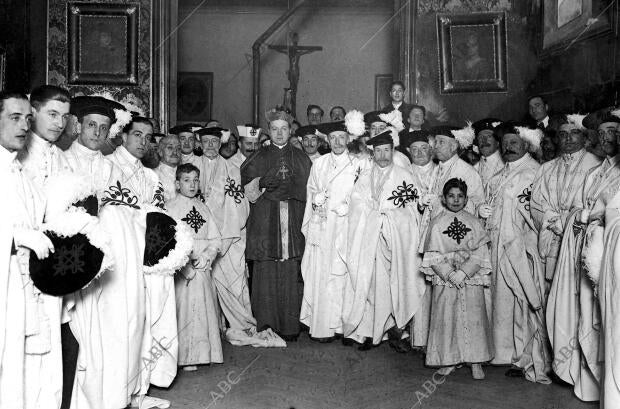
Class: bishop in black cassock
241,109,312,340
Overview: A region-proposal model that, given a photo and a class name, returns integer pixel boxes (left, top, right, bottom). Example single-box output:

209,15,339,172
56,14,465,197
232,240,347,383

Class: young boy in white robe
166,163,223,371
422,178,493,379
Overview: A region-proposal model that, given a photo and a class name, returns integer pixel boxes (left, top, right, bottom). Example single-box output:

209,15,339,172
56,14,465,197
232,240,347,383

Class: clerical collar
414,161,434,171
71,140,100,157
274,142,288,150
540,116,549,128
506,153,529,169
561,148,585,162
29,131,53,151
483,150,501,162
158,161,177,172
439,153,458,168
116,145,141,167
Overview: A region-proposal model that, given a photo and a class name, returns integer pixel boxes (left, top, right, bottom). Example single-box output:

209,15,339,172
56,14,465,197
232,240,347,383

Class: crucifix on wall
268,32,322,118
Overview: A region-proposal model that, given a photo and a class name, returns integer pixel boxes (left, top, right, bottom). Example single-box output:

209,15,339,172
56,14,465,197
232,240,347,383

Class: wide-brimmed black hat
30,232,104,296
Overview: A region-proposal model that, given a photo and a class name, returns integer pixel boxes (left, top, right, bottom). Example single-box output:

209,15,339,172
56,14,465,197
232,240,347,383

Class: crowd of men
3,79,620,409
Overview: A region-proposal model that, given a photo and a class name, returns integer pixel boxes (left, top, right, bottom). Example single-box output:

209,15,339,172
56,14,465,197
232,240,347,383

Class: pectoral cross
268,32,322,117
276,162,291,180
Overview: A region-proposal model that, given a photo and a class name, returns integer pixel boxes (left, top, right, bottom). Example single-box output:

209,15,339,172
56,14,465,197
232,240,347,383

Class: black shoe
280,334,299,342
388,338,412,353
504,368,524,378
310,336,335,343
341,337,354,347
358,338,373,351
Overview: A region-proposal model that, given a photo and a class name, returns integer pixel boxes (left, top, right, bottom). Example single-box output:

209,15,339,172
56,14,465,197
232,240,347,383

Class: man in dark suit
381,81,414,126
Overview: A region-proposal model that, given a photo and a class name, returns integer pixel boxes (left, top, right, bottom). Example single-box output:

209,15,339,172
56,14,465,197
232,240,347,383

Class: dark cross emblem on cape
442,217,472,244
387,181,419,208
53,243,86,276
102,181,140,209
224,177,245,204
517,185,532,211
182,206,206,233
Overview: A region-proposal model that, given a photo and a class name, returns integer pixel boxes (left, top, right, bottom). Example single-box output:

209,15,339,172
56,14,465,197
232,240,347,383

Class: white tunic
154,162,177,203
474,150,504,188
0,145,50,408
300,152,363,338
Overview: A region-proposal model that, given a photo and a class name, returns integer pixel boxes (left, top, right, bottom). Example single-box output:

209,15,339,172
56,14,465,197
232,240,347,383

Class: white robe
343,163,426,343
547,155,620,401
599,191,620,408
409,161,436,347
485,154,551,383
474,150,504,188
199,155,255,334
228,150,247,169
154,162,177,203
16,132,68,409
530,149,601,280
167,195,223,365
95,146,175,408
0,145,51,409
300,152,365,338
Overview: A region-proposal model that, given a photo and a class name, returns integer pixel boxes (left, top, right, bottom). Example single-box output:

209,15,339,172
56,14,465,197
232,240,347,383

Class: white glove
332,203,349,217
192,256,211,270
421,194,434,207
14,228,55,259
478,204,493,219
548,217,563,235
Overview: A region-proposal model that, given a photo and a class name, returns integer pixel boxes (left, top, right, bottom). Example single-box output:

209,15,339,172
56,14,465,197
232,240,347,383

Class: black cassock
241,143,311,337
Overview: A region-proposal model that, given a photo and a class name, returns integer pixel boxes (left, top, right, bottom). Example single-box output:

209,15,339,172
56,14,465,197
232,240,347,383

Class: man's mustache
504,150,517,155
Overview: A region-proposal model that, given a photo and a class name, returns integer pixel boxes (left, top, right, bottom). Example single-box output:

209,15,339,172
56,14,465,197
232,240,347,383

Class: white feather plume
388,127,400,147
142,214,194,276
492,121,501,128
119,94,146,117
566,113,587,130
344,110,366,137
451,121,475,149
515,126,543,151
190,126,203,133
378,110,405,132
109,108,133,137
221,129,231,144
583,225,604,292
611,109,620,118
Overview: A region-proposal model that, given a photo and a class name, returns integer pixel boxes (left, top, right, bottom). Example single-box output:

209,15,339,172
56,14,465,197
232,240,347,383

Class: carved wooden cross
268,32,322,117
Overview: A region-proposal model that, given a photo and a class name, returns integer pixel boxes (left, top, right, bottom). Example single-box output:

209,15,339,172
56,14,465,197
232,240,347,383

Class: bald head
158,134,181,166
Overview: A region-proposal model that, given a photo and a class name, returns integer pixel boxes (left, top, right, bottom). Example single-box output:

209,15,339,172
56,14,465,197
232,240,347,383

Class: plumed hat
195,126,231,143
366,130,393,147
169,123,202,135
142,210,193,275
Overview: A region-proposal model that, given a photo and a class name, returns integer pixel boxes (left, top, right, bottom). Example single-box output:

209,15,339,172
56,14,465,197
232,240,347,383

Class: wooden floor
151,332,599,409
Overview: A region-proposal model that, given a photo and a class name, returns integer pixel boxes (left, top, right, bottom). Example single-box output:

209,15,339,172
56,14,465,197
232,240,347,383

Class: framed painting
67,2,139,85
0,47,5,91
375,74,393,110
541,0,617,55
436,12,507,94
177,72,213,122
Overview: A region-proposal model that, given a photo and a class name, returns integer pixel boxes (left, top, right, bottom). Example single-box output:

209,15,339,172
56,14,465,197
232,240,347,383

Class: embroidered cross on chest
224,177,245,204
442,217,471,244
182,206,206,233
53,243,86,276
102,181,140,209
387,181,419,208
517,185,532,211
276,163,291,180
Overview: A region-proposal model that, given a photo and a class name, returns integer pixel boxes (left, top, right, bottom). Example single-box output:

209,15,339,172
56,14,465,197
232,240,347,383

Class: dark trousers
60,323,79,409
251,259,303,337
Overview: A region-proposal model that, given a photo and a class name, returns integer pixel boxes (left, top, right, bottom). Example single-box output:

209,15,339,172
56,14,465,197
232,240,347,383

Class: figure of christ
268,32,322,117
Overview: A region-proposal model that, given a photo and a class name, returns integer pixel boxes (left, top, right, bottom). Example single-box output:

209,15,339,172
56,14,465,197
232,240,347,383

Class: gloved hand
14,228,55,259
259,168,280,192
478,204,493,219
421,194,435,207
448,270,467,289
548,217,563,235
192,256,210,270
